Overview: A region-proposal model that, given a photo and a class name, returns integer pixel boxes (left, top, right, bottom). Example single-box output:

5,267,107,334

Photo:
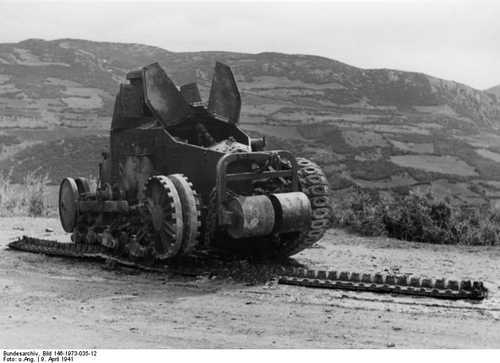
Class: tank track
282,157,332,256
10,236,106,258
9,236,173,272
8,236,487,301
278,267,488,301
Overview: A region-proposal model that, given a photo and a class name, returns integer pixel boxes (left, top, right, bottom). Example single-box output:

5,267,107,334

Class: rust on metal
58,177,79,233
226,195,275,238
269,192,312,234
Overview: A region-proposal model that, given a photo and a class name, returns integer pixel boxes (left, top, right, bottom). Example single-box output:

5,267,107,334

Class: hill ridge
1,38,500,207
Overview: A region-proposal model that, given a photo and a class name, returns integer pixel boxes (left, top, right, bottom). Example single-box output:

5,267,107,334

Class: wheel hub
150,205,164,231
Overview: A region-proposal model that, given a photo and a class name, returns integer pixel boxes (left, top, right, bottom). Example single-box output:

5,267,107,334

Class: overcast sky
0,0,498,89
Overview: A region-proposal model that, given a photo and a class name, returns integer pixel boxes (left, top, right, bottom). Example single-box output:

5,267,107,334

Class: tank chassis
57,61,332,263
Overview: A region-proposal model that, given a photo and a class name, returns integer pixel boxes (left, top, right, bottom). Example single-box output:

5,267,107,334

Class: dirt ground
1,217,499,348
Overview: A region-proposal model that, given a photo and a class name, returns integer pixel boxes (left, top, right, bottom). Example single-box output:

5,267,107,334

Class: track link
9,236,106,258
278,268,488,301
8,236,171,271
8,236,488,301
284,157,332,255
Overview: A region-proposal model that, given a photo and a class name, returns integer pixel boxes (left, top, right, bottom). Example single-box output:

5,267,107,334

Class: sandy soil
1,217,499,348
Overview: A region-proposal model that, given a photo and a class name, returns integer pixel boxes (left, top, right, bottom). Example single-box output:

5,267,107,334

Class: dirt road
1,217,499,348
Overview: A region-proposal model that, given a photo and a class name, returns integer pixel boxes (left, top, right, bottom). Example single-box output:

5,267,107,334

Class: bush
332,187,500,245
332,189,386,236
0,170,51,217
25,172,50,217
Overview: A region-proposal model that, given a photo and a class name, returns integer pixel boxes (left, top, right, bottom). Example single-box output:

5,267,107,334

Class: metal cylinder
226,195,275,239
269,192,312,234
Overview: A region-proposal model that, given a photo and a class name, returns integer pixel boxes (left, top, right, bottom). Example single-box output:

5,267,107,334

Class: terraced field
390,155,478,177
1,38,500,207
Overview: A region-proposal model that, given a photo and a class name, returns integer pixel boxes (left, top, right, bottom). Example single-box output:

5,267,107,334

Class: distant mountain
2,38,500,207
0,38,499,130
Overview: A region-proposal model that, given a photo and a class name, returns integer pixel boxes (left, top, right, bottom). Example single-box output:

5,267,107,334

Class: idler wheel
143,175,184,259
59,177,79,233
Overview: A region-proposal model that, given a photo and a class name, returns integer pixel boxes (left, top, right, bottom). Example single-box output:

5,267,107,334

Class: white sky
0,0,499,89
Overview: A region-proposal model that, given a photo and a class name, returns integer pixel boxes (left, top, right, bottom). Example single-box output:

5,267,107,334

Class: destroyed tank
10,62,488,301
58,62,332,263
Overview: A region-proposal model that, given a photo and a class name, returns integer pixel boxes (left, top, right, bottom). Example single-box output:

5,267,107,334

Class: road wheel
143,175,184,260
168,174,202,254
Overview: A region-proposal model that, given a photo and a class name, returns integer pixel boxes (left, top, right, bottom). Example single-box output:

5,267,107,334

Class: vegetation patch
349,159,402,180
0,171,53,217
434,138,500,180
389,139,434,154
412,180,484,205
390,154,478,176
0,134,21,146
296,123,338,139
332,187,500,245
352,172,417,189
475,148,500,163
3,135,106,183
342,130,388,148
241,124,306,140
0,134,21,154
459,132,500,149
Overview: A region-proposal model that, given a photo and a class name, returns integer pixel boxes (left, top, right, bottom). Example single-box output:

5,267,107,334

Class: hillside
487,85,500,99
1,38,500,206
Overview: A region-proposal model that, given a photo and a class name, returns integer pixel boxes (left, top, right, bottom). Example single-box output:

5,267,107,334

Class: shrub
332,187,500,245
0,169,51,217
332,189,386,236
24,171,50,217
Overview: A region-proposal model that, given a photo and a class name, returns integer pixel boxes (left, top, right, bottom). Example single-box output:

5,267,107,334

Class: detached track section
9,236,106,258
278,268,488,301
8,236,488,301
8,237,170,272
